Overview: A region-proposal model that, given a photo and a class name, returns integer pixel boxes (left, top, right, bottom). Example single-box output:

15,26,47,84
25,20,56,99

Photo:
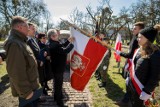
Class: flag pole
60,18,116,51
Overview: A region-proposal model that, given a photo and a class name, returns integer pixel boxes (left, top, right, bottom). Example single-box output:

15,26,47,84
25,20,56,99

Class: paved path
38,71,92,107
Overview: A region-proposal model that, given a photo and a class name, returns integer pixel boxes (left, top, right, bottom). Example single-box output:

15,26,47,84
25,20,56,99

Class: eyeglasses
20,23,29,28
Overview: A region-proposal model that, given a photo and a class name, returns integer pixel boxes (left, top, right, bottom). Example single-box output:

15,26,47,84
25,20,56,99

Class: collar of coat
10,29,28,42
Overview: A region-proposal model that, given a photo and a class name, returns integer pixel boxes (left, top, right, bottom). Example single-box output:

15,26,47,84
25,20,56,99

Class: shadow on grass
0,74,10,94
104,73,125,102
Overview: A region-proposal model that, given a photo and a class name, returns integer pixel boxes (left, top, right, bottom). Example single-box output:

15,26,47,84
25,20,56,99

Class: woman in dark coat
37,33,53,95
128,24,160,107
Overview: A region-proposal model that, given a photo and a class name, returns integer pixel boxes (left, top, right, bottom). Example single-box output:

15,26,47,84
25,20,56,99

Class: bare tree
0,0,49,34
129,0,160,26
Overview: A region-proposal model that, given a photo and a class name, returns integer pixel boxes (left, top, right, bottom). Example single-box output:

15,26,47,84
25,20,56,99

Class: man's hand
26,91,33,100
44,51,47,57
139,91,151,101
46,56,51,60
40,61,44,67
116,50,121,55
68,37,75,43
102,41,108,46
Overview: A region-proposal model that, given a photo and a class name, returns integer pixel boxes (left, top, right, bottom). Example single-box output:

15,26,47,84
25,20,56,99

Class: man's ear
13,24,20,30
17,24,22,29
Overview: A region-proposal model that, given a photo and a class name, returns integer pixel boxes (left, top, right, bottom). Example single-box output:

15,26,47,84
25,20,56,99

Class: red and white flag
114,33,122,62
70,27,108,91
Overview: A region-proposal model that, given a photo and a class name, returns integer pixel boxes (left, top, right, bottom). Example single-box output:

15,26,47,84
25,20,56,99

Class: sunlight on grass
88,50,126,107
0,62,6,78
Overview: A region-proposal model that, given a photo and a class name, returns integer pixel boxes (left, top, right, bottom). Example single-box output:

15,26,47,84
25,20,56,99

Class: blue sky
44,0,138,24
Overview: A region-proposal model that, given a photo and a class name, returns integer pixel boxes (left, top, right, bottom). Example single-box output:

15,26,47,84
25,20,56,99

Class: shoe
98,82,106,88
114,101,128,107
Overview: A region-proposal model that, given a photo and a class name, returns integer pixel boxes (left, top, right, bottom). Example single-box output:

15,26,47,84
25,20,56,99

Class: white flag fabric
70,27,108,91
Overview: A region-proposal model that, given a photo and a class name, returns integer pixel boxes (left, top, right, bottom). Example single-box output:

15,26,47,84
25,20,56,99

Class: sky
44,0,138,25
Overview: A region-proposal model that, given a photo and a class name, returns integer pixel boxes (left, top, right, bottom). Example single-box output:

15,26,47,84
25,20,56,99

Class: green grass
88,51,126,107
0,62,6,76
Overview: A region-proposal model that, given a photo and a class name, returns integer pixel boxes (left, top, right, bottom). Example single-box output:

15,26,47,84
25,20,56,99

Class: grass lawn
88,51,126,107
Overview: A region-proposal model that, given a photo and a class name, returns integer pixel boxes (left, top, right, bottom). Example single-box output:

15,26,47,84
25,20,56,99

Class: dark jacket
38,42,48,63
120,36,139,58
38,41,53,81
49,39,74,73
4,29,40,98
27,37,40,60
129,49,160,94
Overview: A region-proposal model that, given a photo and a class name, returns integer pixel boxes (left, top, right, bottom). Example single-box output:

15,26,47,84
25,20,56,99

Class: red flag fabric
70,27,108,91
114,33,122,62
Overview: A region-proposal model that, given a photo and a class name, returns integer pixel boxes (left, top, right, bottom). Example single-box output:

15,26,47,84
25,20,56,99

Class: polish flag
70,27,108,91
114,33,122,62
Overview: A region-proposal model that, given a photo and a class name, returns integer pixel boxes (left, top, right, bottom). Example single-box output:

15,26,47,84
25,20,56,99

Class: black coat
38,41,53,81
49,39,74,73
129,50,160,94
27,38,40,60
120,36,139,58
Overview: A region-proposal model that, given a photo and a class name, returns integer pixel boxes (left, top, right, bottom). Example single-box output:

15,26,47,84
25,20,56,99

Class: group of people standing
115,22,160,107
4,16,74,107
1,15,160,107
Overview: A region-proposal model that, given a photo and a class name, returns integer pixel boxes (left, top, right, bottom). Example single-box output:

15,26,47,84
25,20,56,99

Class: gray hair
47,29,57,40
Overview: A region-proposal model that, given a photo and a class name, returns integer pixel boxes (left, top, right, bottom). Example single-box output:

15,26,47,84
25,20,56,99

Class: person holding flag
115,22,145,106
47,29,74,107
128,24,160,107
116,22,145,77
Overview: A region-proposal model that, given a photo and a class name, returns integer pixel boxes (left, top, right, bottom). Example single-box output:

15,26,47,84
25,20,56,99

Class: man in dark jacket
27,22,40,61
27,22,48,96
47,29,74,107
4,16,42,107
115,22,145,106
